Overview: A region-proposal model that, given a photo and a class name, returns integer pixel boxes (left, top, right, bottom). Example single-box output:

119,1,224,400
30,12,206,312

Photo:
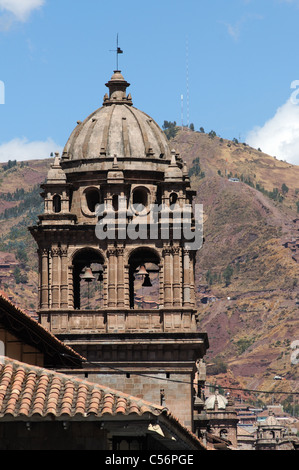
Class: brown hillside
172,129,299,399
0,134,298,401
0,158,52,316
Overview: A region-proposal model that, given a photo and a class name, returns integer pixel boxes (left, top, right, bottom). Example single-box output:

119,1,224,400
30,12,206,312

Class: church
29,68,208,430
0,68,239,450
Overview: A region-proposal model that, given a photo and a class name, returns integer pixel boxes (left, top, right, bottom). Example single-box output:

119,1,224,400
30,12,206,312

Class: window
132,187,148,211
113,437,146,451
53,195,61,213
129,248,160,309
112,194,119,212
72,249,104,310
86,189,100,213
169,192,178,207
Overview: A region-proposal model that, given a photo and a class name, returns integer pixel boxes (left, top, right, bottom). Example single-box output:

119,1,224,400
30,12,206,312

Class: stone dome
62,71,171,164
205,388,228,410
264,411,279,426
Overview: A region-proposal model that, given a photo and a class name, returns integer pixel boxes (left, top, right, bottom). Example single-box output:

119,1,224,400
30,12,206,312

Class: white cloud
0,137,62,162
220,13,263,41
246,98,299,166
0,0,44,28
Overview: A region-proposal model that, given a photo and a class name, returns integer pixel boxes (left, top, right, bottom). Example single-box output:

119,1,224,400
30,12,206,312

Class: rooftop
0,358,206,450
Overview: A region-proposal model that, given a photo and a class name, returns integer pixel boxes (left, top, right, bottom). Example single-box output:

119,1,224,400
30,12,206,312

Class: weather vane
110,34,123,70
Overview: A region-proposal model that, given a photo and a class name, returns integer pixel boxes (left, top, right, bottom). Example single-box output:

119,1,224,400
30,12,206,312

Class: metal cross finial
110,34,123,70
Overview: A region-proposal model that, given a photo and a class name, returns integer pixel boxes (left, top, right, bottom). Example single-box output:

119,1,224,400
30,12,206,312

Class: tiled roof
0,358,164,419
0,358,206,450
0,293,84,367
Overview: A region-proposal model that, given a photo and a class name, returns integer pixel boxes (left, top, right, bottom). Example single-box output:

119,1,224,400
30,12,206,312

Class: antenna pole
116,34,119,70
186,36,190,129
110,34,123,71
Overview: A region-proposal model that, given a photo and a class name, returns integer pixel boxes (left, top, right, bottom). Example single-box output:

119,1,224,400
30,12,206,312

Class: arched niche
81,187,101,217
131,186,150,214
128,247,160,309
52,194,62,213
169,192,178,207
72,248,105,310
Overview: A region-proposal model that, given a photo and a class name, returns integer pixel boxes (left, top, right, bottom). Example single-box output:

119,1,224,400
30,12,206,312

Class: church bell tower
30,70,209,430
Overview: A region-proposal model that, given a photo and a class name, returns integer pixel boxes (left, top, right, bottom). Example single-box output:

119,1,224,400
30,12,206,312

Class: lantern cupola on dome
61,71,171,164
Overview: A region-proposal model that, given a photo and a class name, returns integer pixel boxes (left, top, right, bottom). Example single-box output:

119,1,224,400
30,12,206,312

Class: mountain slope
172,129,299,398
0,159,52,316
0,133,298,401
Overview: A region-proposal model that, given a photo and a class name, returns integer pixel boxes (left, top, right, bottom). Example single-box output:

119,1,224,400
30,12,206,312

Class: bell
81,267,95,282
137,265,148,276
142,273,152,287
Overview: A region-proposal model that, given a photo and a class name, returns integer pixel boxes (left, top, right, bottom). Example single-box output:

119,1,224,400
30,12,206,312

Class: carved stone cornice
51,247,60,257
107,247,117,257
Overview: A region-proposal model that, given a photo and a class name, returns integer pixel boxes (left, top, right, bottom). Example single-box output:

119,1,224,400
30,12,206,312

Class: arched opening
128,248,160,309
85,188,100,213
72,248,104,310
53,195,62,213
169,192,178,207
112,194,119,212
132,187,148,212
220,429,228,440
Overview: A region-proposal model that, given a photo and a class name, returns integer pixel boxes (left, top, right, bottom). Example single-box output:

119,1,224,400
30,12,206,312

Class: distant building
256,411,299,451
194,384,239,449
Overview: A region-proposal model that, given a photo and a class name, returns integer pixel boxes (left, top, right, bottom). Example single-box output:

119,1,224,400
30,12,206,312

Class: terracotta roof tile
0,358,165,420
0,358,207,450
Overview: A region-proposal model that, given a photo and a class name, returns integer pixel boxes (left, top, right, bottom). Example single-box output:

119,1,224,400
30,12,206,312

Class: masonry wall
0,324,43,367
85,371,194,430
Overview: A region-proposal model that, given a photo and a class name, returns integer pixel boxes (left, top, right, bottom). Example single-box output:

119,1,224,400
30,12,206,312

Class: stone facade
194,385,239,449
255,411,297,451
29,70,209,430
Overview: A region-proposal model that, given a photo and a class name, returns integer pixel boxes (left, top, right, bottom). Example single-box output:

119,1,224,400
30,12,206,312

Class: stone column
61,190,69,212
163,247,172,307
102,264,108,308
116,247,125,307
158,263,164,308
107,247,117,307
40,248,49,309
60,246,68,308
190,253,196,307
68,265,74,309
173,246,182,307
183,249,191,307
124,264,130,308
51,246,60,309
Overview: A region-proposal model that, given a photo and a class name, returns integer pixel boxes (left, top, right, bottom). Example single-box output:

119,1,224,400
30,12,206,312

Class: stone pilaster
60,246,68,308
107,247,117,307
163,246,172,307
40,248,49,310
173,246,182,307
183,249,191,307
51,246,60,309
116,247,125,307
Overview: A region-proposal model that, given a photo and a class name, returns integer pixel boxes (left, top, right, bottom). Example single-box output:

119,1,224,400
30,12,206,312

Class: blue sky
1,0,299,164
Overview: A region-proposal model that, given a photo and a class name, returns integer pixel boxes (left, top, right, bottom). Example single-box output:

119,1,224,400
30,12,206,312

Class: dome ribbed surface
62,71,171,162
205,393,228,410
